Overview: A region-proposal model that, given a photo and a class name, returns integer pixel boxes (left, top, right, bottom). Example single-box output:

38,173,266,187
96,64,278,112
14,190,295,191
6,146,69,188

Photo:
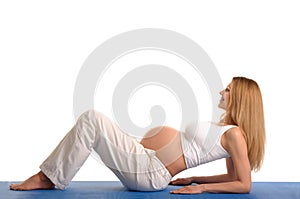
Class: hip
140,126,187,176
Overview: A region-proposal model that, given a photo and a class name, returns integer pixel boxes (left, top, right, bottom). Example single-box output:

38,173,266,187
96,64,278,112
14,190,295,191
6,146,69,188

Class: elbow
239,182,251,194
241,187,251,194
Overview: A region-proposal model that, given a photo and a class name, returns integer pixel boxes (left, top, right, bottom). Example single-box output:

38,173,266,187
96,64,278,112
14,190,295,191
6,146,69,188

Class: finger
168,181,174,185
170,188,188,194
169,179,181,184
170,181,178,185
170,190,189,194
172,185,197,194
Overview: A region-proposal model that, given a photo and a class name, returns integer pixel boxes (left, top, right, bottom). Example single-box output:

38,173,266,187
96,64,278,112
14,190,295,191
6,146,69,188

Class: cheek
224,94,230,105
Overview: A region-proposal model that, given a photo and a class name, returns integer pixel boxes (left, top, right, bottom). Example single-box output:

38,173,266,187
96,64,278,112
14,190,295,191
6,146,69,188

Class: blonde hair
224,77,266,171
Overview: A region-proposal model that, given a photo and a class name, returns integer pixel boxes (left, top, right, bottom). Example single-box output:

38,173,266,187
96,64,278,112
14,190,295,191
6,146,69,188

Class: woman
10,76,266,194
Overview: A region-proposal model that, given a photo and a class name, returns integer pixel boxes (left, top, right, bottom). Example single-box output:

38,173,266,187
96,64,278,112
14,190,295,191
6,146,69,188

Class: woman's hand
169,177,193,186
170,184,205,194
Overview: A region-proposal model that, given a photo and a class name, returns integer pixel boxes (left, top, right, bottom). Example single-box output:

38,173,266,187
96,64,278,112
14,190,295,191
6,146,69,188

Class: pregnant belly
140,126,186,176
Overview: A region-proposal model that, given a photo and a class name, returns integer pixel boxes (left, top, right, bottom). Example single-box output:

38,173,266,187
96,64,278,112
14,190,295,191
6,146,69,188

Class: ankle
38,171,52,183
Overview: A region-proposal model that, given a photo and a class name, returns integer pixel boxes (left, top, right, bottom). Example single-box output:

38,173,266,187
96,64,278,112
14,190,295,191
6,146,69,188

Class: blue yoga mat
1,181,300,199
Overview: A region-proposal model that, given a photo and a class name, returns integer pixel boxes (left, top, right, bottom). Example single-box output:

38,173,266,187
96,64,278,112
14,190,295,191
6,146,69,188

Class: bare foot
10,171,55,191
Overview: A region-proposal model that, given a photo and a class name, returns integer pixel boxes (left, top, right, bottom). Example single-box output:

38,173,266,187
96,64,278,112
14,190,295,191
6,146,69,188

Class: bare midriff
140,126,187,176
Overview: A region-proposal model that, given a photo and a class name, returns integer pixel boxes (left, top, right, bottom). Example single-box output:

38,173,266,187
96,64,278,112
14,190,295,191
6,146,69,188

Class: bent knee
75,110,100,143
82,109,105,120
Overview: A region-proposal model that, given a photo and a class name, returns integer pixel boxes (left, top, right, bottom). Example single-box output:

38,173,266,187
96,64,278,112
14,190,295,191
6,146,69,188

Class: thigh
91,111,150,169
91,111,172,191
91,111,155,184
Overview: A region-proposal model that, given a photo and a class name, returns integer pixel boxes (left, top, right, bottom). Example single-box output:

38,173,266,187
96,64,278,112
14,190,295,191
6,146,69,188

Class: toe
9,185,16,190
10,184,21,191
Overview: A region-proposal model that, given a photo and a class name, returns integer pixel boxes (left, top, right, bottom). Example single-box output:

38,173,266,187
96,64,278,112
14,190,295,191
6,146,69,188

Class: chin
218,104,226,110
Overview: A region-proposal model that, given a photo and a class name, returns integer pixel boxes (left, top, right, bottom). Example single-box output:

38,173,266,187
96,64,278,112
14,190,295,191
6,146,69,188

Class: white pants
40,110,172,191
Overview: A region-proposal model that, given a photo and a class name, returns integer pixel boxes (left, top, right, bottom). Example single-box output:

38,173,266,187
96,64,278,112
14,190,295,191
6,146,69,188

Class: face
218,84,231,110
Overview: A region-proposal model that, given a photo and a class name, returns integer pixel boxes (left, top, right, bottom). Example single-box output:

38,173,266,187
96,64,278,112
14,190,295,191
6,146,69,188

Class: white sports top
181,121,237,169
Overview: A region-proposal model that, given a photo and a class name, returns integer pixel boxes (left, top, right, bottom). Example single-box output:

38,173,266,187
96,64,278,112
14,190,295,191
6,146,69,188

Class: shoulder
222,127,247,155
223,126,244,141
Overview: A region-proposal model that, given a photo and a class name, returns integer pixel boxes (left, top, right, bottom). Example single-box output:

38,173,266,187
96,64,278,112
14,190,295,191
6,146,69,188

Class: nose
219,90,224,95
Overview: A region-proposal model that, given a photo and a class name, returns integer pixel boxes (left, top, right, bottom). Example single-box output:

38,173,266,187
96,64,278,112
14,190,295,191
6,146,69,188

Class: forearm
202,180,251,193
191,174,234,184
170,180,252,194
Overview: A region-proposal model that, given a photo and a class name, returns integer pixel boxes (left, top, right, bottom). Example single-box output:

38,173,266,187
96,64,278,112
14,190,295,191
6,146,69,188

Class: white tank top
180,121,237,169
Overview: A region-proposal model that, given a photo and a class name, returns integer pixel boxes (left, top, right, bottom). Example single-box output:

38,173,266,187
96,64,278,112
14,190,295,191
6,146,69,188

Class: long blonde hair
224,77,266,171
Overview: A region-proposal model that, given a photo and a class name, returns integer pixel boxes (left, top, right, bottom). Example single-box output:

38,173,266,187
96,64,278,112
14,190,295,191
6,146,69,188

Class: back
181,121,236,168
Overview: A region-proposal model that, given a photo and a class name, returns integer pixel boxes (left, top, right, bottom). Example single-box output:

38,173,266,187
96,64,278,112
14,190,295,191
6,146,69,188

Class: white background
1,1,300,182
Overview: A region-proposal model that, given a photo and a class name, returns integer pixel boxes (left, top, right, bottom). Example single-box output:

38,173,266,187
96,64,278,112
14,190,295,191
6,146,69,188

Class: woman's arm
192,157,237,183
170,158,235,185
170,127,251,194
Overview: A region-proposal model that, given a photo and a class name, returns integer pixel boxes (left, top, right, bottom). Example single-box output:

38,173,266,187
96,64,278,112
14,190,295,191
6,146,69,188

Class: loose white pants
40,110,172,191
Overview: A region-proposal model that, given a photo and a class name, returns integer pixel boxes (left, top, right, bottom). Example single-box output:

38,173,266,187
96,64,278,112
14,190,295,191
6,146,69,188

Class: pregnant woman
10,76,266,194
